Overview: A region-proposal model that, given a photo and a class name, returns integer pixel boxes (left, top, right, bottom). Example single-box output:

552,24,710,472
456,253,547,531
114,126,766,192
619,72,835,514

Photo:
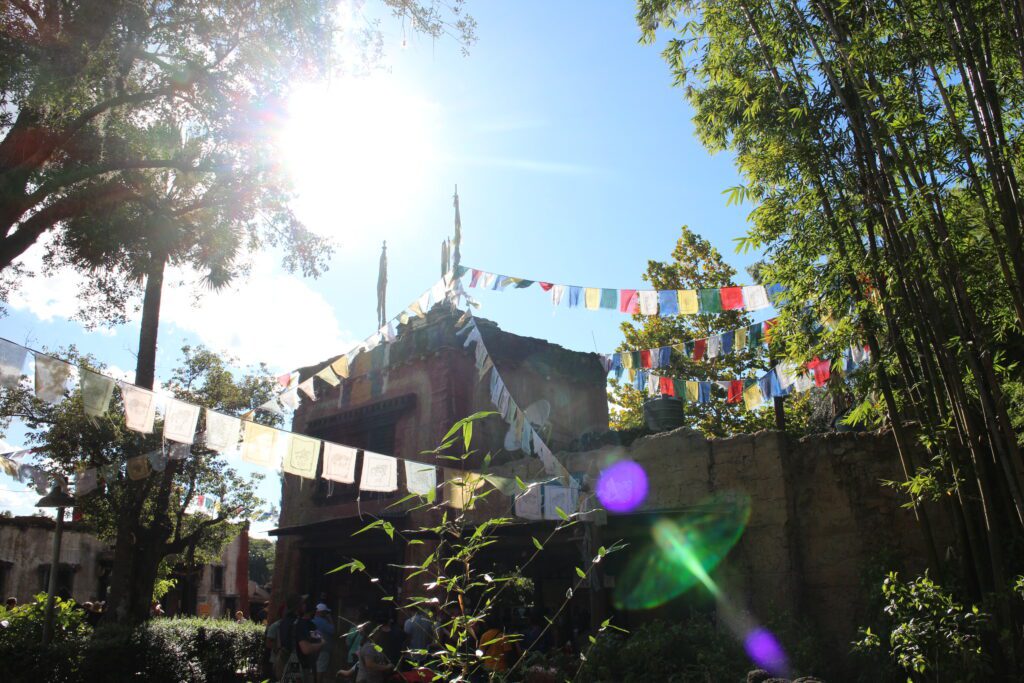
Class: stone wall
0,516,109,604
487,427,941,657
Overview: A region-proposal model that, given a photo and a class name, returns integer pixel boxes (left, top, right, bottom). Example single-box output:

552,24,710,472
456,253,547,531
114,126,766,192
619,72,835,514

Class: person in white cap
312,602,336,683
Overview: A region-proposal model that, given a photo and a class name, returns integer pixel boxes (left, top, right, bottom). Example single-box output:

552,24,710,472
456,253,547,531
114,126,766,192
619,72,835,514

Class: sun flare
279,76,438,241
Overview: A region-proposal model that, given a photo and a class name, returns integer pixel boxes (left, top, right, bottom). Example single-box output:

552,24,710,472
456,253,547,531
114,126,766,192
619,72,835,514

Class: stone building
270,305,940,666
0,515,111,604
0,514,251,618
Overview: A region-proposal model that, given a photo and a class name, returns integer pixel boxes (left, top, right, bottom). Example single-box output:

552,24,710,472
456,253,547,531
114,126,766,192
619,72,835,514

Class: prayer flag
283,434,320,479
658,290,679,316
707,335,722,358
735,327,747,349
659,376,675,396
204,409,241,453
698,382,712,403
638,291,659,315
766,283,787,305
81,370,115,418
620,289,639,313
75,468,98,497
276,373,291,388
584,287,600,310
693,338,707,361
758,372,775,401
404,460,437,496
720,287,744,310
514,484,543,520
470,269,482,287
331,356,350,379
808,357,831,386
241,421,278,468
568,286,582,307
727,380,744,404
147,449,167,473
543,483,579,520
743,285,770,310
721,330,735,355
747,323,763,349
163,398,200,444
551,284,567,306
698,289,723,313
315,366,340,387
600,288,617,309
672,378,687,398
127,455,151,481
444,468,484,509
0,340,27,388
167,442,191,460
34,356,72,404
322,442,357,484
678,290,699,314
743,382,764,410
298,377,316,401
640,350,652,368
359,451,398,492
121,384,157,434
539,282,554,291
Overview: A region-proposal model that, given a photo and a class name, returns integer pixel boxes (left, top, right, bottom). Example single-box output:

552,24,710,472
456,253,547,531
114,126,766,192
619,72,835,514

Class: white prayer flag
403,460,437,496
551,284,566,306
359,451,398,492
514,485,543,520
279,388,299,411
638,291,659,315
542,483,579,520
283,434,320,479
742,285,770,310
322,443,357,484
163,398,200,444
297,377,316,401
0,339,27,388
81,370,115,417
204,409,241,453
120,384,157,433
166,442,191,460
315,366,340,387
241,421,279,468
706,335,722,359
75,468,98,497
34,356,72,404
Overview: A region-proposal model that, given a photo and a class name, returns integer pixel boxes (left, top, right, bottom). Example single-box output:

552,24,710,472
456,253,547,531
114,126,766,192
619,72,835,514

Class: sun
279,76,438,242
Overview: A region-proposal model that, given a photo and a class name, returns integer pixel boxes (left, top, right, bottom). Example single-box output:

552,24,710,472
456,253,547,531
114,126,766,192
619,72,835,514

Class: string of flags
455,265,785,316
0,331,579,521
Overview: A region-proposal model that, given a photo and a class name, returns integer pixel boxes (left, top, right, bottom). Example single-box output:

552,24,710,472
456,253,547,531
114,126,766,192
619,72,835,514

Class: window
211,566,224,592
38,564,75,595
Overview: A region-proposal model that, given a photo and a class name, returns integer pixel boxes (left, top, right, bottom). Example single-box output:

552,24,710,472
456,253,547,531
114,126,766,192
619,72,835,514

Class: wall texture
0,516,109,603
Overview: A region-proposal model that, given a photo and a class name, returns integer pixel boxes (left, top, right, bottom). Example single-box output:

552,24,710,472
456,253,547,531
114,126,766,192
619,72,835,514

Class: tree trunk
135,252,166,390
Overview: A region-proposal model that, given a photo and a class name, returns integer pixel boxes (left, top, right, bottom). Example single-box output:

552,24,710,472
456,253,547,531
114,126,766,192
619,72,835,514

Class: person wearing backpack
280,595,324,683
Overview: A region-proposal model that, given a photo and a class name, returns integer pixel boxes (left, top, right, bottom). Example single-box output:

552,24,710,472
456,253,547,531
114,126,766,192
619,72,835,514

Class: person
257,600,270,624
355,621,393,683
280,597,324,683
265,606,285,681
150,600,165,617
479,617,519,676
4,597,16,610
402,609,435,667
235,610,246,623
344,608,368,667
312,603,336,683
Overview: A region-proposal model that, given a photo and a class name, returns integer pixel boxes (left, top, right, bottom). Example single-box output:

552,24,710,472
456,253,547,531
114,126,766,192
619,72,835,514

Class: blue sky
0,2,760,528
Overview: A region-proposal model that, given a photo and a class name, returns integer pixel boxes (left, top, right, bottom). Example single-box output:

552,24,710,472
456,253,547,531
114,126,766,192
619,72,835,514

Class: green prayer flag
600,288,618,309
747,323,763,350
698,289,723,313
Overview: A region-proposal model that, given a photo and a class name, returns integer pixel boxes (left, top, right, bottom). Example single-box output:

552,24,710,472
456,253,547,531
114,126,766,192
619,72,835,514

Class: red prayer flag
538,282,554,291
640,349,652,368
808,357,831,386
720,287,744,310
693,338,707,361
727,380,744,403
659,376,675,396
276,373,291,388
620,289,639,313
470,269,483,287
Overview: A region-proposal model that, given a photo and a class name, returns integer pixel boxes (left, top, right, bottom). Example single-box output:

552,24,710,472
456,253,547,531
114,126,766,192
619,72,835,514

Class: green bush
0,600,264,683
580,617,749,683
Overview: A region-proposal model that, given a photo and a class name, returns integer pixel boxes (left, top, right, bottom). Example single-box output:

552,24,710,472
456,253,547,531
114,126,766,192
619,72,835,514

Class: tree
0,345,279,623
636,0,1024,671
248,538,275,587
609,226,785,437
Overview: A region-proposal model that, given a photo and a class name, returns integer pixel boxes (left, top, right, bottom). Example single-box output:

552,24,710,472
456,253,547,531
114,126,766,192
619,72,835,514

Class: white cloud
6,241,88,324
160,256,352,371
0,488,38,517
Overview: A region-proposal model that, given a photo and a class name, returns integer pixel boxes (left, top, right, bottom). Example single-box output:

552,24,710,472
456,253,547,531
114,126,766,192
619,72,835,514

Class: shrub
0,595,90,682
580,617,749,683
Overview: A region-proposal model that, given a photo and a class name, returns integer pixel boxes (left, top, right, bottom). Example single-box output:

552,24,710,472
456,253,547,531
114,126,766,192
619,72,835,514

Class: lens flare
744,628,788,673
596,461,648,513
613,493,751,610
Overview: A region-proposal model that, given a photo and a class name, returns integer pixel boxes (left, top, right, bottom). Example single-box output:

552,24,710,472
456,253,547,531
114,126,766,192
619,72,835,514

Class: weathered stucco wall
0,516,109,604
487,427,939,655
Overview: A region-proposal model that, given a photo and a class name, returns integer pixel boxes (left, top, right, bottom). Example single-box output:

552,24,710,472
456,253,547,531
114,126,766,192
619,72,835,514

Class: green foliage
854,572,990,681
248,537,276,586
579,617,748,683
0,605,264,683
331,412,626,681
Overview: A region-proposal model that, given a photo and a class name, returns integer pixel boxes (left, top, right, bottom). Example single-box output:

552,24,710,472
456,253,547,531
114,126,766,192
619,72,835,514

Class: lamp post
36,484,75,646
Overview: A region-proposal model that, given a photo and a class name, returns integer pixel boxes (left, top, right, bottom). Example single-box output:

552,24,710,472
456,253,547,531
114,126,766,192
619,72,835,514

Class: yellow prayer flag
443,468,485,510
743,383,764,410
621,353,634,369
735,328,747,349
584,287,600,310
330,356,349,379
241,421,278,468
677,290,699,314
685,381,699,402
127,455,151,481
283,434,321,479
316,366,341,387
409,301,426,318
